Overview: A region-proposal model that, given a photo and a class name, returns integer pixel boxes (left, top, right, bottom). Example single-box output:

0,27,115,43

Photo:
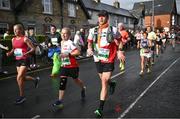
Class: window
68,3,76,17
42,0,52,14
0,23,8,35
124,17,128,24
130,19,134,24
0,0,10,10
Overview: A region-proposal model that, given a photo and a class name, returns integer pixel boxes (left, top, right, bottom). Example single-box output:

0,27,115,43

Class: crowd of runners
1,10,179,118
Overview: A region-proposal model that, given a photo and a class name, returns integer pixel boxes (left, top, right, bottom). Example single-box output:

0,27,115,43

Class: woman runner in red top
7,24,40,104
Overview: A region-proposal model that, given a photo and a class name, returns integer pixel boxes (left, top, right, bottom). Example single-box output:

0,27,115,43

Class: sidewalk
0,55,91,79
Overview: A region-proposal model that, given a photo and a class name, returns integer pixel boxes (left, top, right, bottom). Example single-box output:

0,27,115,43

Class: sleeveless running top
13,36,28,60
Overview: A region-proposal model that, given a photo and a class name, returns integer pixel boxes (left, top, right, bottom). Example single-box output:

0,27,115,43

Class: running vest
93,26,114,44
12,36,28,60
140,39,149,49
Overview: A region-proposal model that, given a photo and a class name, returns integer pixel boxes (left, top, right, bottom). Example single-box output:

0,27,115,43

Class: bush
35,35,46,43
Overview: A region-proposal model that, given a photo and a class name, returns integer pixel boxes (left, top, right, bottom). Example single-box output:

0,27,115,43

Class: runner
0,40,9,75
117,23,129,71
138,32,151,75
155,29,163,57
46,25,61,76
6,24,40,105
147,26,156,65
170,29,176,50
87,10,122,117
52,27,86,108
135,30,142,49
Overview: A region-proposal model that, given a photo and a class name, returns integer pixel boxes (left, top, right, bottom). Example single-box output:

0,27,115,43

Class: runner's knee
59,77,67,90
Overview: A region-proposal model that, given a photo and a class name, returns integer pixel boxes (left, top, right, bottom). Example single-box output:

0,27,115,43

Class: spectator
28,28,39,69
0,37,9,75
3,29,10,40
74,31,84,57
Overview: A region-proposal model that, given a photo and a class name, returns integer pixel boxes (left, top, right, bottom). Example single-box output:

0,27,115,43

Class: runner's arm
24,37,35,56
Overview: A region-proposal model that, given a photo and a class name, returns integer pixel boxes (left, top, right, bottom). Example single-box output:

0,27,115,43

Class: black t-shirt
47,32,61,47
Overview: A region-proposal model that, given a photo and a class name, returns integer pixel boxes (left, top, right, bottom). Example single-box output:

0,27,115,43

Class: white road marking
111,66,134,79
0,66,52,81
0,57,92,81
118,57,180,119
31,115,40,119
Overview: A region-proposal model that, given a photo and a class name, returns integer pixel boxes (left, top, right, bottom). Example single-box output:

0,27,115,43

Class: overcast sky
101,0,180,13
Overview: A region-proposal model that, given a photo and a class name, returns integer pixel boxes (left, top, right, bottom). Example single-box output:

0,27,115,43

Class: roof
133,0,177,16
81,0,134,18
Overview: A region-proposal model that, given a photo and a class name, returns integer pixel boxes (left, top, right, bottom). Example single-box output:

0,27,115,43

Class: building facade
0,0,90,36
132,0,179,31
82,0,137,30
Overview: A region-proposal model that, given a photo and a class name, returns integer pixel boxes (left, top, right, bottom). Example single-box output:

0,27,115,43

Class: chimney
94,0,101,3
113,1,120,8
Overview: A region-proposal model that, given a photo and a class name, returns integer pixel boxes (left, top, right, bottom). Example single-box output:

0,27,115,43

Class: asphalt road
0,44,180,118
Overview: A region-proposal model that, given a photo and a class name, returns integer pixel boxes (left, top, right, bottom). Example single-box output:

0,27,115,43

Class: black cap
98,10,109,18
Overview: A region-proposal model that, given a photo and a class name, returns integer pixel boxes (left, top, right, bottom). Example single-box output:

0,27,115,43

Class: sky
101,0,180,13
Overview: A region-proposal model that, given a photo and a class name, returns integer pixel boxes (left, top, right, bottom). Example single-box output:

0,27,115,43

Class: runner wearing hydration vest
87,10,121,117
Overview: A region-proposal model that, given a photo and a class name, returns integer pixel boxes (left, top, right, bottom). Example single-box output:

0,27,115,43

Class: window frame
68,3,76,17
0,0,10,10
42,0,53,14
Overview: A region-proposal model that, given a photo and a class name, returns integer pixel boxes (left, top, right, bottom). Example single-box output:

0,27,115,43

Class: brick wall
145,14,171,30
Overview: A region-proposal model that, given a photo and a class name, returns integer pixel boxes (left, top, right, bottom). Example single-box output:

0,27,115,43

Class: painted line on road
0,58,92,81
111,66,134,80
31,115,40,119
0,66,52,81
118,57,180,119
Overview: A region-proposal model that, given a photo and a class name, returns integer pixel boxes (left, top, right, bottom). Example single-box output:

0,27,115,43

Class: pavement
0,55,91,79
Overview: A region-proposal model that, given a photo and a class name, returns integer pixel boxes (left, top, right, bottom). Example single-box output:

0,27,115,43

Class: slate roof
81,0,134,18
133,0,177,16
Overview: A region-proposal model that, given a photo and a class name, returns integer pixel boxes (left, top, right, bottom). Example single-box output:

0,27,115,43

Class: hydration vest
93,26,114,44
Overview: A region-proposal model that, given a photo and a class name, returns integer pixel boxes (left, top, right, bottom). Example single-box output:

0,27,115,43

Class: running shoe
15,96,26,105
120,63,125,71
139,71,144,76
147,68,151,73
94,109,102,117
81,87,86,99
34,77,40,88
109,80,116,95
52,100,63,109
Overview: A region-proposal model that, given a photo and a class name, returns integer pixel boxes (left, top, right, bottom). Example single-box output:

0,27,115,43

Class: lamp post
152,0,154,31
60,0,64,29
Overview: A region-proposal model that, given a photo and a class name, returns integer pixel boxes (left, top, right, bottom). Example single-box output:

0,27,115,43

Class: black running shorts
95,62,114,73
60,67,79,79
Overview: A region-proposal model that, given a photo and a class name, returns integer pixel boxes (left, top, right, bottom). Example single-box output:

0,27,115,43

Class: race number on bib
14,48,23,57
51,38,58,45
98,48,110,61
61,56,71,66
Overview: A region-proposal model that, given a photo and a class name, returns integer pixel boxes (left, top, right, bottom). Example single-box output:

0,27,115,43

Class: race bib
14,48,23,57
61,56,71,66
51,38,58,45
98,48,110,61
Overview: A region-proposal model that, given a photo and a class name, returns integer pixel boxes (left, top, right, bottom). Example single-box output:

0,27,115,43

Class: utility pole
152,0,154,31
60,0,64,29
